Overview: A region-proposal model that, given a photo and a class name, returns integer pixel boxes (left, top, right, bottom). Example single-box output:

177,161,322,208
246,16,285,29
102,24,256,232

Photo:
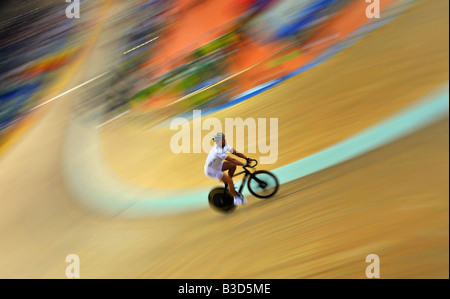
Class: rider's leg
221,162,246,205
222,161,237,182
221,174,237,198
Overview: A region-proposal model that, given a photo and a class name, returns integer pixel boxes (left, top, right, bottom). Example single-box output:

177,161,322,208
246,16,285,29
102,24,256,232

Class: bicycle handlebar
244,158,258,168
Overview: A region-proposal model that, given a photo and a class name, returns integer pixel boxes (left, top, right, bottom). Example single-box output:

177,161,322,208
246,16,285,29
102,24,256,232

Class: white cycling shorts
204,163,224,181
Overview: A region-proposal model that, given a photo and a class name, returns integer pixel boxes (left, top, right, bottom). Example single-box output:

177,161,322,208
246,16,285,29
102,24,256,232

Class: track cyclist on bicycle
205,132,252,206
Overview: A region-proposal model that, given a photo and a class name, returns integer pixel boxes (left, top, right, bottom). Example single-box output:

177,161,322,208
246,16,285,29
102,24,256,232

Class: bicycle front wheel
247,170,279,199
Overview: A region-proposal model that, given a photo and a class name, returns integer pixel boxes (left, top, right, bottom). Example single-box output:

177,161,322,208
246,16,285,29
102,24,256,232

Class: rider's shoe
234,196,243,206
234,195,247,206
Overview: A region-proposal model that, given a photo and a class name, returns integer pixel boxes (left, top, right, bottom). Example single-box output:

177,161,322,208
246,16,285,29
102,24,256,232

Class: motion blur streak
0,0,448,278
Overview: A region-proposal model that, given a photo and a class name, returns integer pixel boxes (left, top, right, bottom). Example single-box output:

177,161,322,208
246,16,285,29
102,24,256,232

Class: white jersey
204,143,232,172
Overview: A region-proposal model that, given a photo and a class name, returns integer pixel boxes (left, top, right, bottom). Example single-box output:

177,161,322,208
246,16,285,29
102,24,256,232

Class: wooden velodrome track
0,0,448,278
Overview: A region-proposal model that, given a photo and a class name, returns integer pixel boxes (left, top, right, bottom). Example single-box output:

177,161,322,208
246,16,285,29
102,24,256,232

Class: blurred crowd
0,0,97,134
98,0,177,115
121,0,356,117
0,0,362,132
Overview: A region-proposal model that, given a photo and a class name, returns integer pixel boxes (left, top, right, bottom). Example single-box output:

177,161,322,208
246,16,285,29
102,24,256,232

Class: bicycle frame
225,164,261,195
231,167,252,195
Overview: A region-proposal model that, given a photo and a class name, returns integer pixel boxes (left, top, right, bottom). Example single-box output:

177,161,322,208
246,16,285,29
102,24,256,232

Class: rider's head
212,132,226,147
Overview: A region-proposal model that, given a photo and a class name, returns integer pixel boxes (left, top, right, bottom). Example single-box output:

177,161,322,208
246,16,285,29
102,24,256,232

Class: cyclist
204,132,252,206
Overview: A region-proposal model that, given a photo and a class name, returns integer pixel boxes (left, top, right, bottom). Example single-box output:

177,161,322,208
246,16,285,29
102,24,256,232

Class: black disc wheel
208,187,236,213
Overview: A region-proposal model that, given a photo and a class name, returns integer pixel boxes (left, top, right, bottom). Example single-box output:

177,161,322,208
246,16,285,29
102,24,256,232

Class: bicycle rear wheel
247,170,279,199
208,187,236,213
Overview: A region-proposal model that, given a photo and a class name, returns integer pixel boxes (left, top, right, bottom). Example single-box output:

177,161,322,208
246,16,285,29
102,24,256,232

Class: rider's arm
225,156,244,166
231,148,248,160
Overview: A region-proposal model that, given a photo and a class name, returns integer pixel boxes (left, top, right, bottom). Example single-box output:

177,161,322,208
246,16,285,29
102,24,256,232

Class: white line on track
123,37,158,55
95,110,130,129
30,71,110,112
